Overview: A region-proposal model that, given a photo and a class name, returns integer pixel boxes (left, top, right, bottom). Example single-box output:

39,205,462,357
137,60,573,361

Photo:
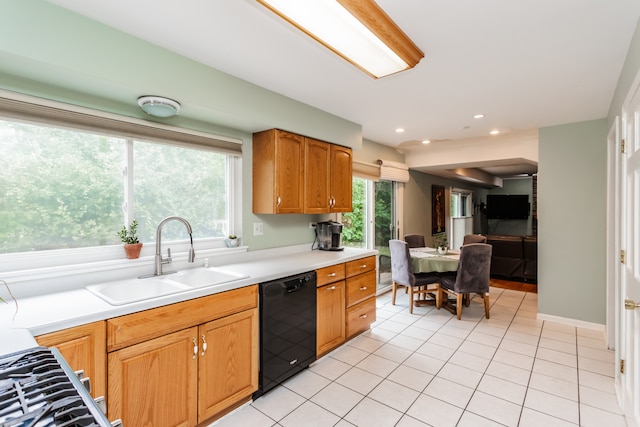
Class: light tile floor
212,287,625,427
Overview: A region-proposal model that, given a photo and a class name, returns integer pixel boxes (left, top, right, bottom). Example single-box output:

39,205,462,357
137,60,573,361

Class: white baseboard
536,313,605,331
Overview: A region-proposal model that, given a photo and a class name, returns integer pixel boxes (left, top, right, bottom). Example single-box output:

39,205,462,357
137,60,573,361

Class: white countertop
0,245,377,337
0,328,38,354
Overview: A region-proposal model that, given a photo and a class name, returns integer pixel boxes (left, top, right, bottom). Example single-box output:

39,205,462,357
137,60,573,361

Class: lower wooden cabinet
108,327,198,427
316,280,346,356
345,257,377,339
198,309,258,420
106,286,258,427
316,256,376,355
35,320,106,401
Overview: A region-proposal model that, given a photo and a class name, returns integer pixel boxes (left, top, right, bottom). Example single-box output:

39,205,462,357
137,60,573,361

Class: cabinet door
198,308,258,421
36,321,106,400
274,131,305,213
317,280,346,356
304,138,331,213
253,129,305,214
330,145,353,212
108,327,198,427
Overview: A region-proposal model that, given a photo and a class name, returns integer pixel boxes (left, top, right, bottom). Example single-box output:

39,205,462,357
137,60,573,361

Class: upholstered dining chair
462,234,487,245
389,239,440,314
404,234,426,248
437,243,492,320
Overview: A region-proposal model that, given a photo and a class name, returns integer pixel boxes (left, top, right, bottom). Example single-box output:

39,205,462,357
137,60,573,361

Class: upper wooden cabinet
253,129,352,214
329,144,353,212
253,129,306,214
304,139,352,213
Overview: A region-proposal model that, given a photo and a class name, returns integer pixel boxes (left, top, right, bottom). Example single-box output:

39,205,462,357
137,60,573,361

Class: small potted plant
224,235,239,248
433,233,448,255
118,219,143,259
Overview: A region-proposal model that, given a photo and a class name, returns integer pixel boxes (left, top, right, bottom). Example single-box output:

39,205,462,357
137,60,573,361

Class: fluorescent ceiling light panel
258,0,424,78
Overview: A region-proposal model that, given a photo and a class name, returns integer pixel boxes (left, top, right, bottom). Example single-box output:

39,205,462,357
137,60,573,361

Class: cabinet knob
359,286,367,291
359,314,368,319
328,272,336,277
360,264,367,269
328,286,336,291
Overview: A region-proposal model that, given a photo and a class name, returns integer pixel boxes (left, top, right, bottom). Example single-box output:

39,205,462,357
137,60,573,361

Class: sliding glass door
342,177,398,293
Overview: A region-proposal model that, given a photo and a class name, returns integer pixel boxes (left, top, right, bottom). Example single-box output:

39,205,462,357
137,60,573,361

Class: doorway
341,178,398,294
615,78,640,426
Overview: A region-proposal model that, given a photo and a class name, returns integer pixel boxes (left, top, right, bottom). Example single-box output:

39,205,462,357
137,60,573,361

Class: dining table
409,247,460,308
410,247,460,274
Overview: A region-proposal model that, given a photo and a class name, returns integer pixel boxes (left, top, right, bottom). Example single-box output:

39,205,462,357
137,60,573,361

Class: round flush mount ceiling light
137,96,181,118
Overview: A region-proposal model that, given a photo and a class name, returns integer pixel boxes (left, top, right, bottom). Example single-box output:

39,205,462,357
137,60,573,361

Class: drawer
345,270,376,307
345,256,376,278
346,297,376,338
107,285,258,351
316,263,346,287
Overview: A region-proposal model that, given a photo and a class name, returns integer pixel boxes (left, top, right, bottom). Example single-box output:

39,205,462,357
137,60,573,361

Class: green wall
0,0,362,251
538,119,607,323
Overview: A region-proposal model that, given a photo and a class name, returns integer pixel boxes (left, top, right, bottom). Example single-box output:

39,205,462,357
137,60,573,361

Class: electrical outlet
253,222,263,236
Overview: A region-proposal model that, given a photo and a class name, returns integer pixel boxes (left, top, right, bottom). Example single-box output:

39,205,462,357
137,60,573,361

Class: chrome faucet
154,216,196,276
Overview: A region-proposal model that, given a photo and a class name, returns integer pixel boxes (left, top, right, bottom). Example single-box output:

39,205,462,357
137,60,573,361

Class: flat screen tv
486,194,530,219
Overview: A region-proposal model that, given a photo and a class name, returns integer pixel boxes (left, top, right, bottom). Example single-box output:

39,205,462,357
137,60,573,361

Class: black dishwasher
254,271,317,399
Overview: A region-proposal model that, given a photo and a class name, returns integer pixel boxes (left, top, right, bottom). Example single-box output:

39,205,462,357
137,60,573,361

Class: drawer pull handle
276,196,281,206
200,335,208,356
359,314,368,319
328,273,337,277
192,338,198,359
361,264,367,268
359,287,367,291
328,286,336,291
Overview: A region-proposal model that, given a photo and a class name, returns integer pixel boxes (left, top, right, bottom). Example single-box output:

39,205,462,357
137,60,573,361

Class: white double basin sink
86,267,249,305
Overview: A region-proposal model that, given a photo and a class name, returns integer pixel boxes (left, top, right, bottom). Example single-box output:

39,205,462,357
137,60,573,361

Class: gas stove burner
0,347,113,427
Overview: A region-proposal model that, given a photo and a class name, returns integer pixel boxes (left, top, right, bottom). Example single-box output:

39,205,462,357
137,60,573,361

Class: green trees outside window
0,119,229,254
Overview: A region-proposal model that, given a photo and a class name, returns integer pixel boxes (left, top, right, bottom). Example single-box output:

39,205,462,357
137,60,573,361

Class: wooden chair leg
392,281,398,305
484,293,490,319
408,286,414,314
464,293,471,307
434,285,441,308
456,293,463,320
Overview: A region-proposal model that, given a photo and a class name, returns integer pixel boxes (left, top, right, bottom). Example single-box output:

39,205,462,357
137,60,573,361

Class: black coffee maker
315,221,344,251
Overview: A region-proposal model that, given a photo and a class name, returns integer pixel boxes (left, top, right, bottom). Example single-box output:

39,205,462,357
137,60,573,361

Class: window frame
0,95,243,282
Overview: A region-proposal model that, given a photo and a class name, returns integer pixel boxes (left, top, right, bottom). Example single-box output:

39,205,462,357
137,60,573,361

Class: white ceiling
46,0,640,181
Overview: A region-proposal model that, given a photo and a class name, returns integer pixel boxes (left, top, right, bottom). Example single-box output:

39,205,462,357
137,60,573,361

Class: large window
0,118,236,257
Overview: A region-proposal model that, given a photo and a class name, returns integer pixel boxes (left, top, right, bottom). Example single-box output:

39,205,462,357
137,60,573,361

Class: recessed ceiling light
473,114,485,119
395,128,405,133
490,130,500,135
422,140,431,144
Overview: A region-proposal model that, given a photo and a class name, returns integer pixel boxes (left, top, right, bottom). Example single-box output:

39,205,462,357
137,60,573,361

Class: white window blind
377,159,410,182
352,160,380,181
